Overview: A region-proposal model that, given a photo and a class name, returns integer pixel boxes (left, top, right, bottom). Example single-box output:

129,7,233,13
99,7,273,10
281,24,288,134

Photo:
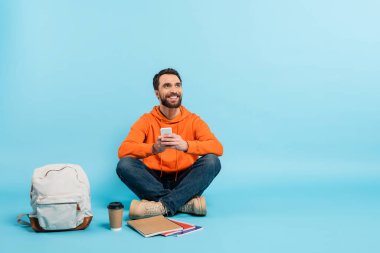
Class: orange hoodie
118,106,223,173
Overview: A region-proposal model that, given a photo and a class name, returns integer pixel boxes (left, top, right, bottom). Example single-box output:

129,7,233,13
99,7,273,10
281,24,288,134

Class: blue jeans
116,154,221,216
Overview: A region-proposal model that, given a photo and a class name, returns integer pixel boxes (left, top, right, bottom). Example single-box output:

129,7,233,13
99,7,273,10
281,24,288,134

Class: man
116,68,223,219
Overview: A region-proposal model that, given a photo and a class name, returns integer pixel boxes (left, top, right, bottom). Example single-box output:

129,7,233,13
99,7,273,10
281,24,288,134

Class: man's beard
160,93,182,108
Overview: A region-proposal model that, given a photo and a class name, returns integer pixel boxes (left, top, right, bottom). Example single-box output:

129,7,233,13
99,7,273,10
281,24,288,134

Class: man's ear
155,90,159,99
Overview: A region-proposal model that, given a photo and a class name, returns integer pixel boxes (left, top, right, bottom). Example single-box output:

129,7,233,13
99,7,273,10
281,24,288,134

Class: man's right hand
152,136,166,154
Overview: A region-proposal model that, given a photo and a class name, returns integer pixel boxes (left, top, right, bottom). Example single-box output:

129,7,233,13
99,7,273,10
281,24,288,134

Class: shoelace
144,201,166,216
180,199,194,213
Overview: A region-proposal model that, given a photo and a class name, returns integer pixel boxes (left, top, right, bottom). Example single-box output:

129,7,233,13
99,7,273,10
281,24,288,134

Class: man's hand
152,136,166,154
152,133,188,154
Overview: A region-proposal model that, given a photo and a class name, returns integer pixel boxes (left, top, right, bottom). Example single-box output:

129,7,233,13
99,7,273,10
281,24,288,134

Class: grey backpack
17,164,93,232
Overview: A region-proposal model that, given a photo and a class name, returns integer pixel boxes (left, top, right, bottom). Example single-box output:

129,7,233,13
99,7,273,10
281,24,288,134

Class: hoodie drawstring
175,150,178,182
159,153,163,178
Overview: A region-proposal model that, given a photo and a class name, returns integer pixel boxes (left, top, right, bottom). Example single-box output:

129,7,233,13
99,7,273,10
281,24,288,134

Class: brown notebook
127,215,183,237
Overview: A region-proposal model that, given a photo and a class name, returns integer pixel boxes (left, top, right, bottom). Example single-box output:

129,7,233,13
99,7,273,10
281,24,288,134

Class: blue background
1,0,379,252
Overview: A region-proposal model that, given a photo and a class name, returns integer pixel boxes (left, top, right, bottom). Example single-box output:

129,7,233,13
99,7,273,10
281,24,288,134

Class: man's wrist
152,143,158,154
182,141,189,152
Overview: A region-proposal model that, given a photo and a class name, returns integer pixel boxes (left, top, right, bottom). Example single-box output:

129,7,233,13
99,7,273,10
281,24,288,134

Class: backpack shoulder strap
17,213,31,226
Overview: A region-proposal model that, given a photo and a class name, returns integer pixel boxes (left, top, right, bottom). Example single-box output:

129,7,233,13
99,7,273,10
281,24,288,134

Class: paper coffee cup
107,202,124,231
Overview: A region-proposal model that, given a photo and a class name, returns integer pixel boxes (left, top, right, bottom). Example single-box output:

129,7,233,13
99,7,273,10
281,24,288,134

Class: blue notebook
175,225,203,237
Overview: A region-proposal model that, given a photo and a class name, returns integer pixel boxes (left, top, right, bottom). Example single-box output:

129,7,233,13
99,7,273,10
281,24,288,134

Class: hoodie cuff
186,141,197,154
142,143,155,157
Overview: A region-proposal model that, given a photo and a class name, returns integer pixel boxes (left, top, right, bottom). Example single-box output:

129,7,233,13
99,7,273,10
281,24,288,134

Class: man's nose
170,87,180,93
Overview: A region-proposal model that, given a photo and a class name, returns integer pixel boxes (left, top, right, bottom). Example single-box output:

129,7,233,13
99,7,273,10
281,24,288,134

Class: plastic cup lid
107,202,124,210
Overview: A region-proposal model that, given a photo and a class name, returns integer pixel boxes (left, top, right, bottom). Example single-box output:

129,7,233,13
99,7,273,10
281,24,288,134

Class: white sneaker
178,196,207,216
129,199,167,220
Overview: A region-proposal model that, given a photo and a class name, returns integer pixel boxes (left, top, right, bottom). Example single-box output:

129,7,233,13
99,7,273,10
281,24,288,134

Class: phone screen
160,127,172,135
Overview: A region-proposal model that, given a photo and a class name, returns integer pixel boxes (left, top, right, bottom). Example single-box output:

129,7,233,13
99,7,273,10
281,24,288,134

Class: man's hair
153,68,182,91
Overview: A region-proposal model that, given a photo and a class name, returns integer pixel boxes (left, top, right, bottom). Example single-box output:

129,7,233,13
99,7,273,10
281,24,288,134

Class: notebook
161,219,196,236
176,226,203,237
127,215,183,237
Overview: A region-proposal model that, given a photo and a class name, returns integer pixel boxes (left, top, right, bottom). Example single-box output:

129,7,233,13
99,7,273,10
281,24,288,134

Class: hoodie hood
151,105,192,124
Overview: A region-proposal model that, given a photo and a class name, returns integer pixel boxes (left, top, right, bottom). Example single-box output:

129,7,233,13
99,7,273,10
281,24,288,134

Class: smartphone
160,127,172,136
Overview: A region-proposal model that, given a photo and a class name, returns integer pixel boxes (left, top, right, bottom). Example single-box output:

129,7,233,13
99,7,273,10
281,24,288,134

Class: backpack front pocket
36,202,82,230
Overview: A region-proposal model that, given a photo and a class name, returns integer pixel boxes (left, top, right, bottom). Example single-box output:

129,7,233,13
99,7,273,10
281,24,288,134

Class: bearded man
116,68,223,219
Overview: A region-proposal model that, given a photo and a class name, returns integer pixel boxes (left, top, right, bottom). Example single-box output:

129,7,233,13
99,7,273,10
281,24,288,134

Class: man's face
156,74,182,108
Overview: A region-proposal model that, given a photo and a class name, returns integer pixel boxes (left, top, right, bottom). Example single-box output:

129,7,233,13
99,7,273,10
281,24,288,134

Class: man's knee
116,156,137,177
202,154,221,175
